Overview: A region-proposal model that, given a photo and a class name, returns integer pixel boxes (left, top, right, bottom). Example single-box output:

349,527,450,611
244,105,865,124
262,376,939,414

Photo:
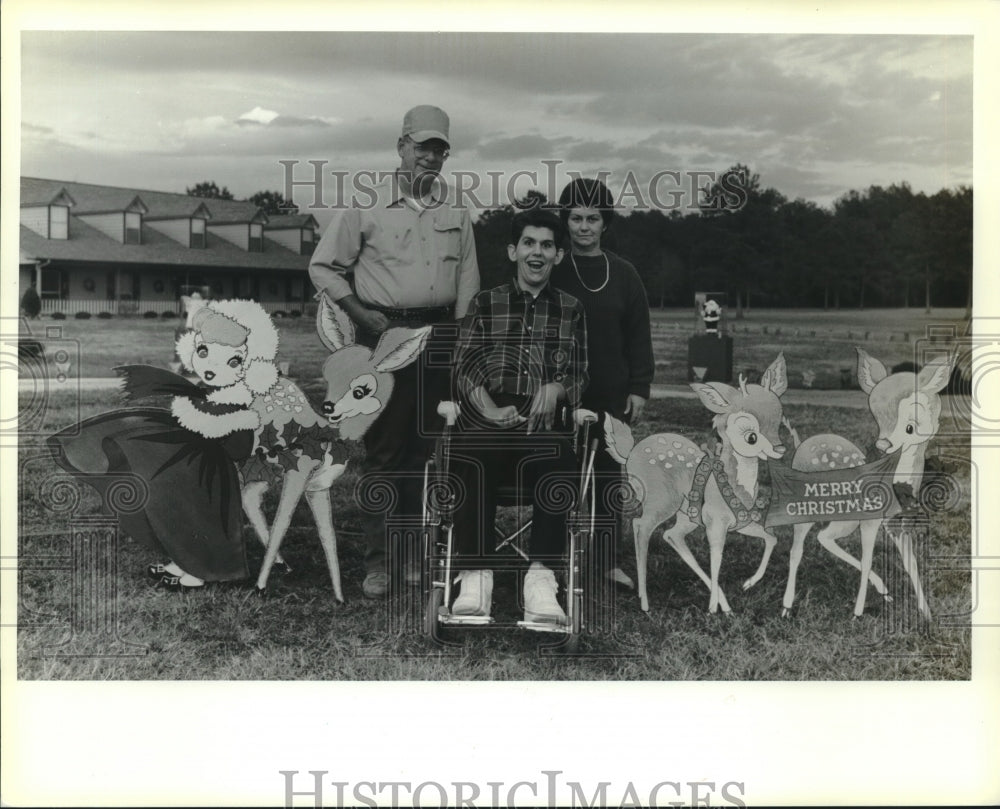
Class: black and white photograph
2,1,998,806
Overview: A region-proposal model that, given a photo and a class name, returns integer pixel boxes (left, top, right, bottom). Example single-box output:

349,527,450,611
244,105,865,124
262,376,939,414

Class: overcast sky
20,31,971,224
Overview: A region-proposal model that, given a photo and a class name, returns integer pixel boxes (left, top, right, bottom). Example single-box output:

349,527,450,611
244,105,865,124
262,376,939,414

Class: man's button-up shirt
308,173,480,318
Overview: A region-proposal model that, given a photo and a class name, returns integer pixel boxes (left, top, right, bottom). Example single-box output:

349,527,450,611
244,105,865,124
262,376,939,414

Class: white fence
38,299,308,317
258,301,308,315
39,299,180,316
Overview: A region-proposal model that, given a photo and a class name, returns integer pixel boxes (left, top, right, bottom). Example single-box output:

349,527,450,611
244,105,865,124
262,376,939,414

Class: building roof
20,178,77,208
265,213,319,230
200,197,269,225
132,189,213,221
21,177,276,223
27,178,153,215
20,177,313,272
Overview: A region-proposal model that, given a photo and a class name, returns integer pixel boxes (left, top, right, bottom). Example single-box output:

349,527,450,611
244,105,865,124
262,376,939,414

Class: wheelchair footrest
516,620,572,634
440,614,494,626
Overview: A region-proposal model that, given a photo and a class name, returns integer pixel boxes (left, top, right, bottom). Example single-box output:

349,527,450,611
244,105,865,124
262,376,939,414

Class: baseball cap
401,105,450,147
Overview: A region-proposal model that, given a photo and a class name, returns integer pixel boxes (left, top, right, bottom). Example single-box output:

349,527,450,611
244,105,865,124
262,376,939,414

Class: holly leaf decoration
280,419,301,450
296,424,329,461
257,420,280,453
241,449,281,486
275,447,302,473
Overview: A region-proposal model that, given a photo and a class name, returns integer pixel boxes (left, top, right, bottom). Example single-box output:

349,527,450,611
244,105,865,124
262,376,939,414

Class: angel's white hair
207,298,279,361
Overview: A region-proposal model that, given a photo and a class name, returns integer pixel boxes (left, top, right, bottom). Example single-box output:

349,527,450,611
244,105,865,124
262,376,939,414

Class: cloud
17,31,972,211
239,106,279,125
565,140,615,162
613,143,680,166
270,115,331,128
236,108,331,129
477,134,573,160
22,122,54,136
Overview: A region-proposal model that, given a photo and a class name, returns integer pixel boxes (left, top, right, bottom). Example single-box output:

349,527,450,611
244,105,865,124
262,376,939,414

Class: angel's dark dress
47,365,254,582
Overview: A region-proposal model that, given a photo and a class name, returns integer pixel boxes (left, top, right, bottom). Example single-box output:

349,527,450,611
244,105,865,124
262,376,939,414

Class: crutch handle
437,400,460,426
574,408,599,426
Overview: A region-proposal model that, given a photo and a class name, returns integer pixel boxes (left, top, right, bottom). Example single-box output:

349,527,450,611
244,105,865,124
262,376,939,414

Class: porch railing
38,299,307,316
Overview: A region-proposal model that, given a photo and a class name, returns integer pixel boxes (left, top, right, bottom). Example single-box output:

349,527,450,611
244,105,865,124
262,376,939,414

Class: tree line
472,166,972,311
189,165,972,311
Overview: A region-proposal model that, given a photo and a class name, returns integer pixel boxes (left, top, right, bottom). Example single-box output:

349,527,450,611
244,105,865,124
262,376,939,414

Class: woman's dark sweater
551,249,655,418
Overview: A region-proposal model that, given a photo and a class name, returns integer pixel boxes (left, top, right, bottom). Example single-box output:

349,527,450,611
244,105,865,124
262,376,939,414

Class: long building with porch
19,177,319,317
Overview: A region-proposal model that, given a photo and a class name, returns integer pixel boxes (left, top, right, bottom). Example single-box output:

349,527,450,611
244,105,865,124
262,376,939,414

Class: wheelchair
421,401,601,648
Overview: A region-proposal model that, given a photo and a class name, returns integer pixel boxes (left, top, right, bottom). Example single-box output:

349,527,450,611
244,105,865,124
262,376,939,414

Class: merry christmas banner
765,452,902,527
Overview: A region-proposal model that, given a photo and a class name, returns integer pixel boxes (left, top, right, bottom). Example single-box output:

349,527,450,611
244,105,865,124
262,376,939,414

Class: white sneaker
452,570,493,617
523,562,567,624
606,567,635,590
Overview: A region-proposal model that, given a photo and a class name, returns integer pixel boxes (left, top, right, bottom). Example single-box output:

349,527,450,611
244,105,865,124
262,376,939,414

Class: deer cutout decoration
245,293,430,599
607,353,789,613
781,347,953,619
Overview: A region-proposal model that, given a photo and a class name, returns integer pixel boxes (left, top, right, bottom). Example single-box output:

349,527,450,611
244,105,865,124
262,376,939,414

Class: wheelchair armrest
437,400,460,427
573,408,598,427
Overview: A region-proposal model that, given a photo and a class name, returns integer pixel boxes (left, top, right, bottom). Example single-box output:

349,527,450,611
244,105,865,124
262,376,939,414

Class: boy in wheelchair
446,208,588,624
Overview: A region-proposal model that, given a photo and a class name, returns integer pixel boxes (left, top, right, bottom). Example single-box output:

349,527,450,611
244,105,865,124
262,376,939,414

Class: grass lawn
18,307,971,385
16,382,971,681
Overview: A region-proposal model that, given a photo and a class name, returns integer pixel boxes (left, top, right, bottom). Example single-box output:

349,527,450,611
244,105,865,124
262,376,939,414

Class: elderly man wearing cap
310,105,480,598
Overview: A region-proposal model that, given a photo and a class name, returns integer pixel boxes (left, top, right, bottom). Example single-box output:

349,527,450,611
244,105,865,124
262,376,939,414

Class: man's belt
365,303,455,323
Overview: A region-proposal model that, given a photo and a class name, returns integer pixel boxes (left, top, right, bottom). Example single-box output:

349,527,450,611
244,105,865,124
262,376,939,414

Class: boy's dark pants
446,399,578,569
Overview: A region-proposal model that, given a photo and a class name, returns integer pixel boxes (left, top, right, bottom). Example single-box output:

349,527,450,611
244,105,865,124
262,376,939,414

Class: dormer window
301,228,315,255
191,218,206,248
20,201,72,240
125,212,142,245
50,205,69,239
249,222,263,253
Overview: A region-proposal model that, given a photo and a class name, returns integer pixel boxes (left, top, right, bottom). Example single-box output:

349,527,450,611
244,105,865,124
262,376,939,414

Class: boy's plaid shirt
454,279,589,406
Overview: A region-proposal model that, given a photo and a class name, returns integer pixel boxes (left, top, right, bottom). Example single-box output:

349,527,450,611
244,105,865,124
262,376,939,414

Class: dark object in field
290,310,302,318
160,310,177,319
839,368,852,388
20,286,41,318
687,334,733,383
143,311,159,319
98,311,113,319
75,311,92,320
51,312,66,320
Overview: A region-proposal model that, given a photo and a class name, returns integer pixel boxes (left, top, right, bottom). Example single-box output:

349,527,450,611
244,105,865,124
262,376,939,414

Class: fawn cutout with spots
241,293,430,599
779,347,953,619
606,354,790,613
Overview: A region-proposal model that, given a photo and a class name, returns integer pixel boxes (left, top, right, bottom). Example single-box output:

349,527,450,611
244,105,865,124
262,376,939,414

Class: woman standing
553,178,655,589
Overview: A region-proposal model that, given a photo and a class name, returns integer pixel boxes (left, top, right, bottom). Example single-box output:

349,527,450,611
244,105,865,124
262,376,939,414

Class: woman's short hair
558,178,616,228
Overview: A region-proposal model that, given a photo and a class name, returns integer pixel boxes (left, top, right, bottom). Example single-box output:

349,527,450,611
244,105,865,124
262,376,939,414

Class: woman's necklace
570,251,610,293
